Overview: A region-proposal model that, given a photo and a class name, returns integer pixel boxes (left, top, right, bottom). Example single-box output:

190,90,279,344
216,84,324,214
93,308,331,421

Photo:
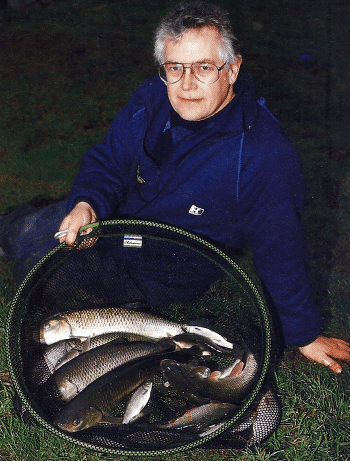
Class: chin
176,108,207,121
172,99,207,121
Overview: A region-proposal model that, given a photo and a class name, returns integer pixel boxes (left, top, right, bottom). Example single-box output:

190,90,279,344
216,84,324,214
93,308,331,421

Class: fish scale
160,342,258,404
53,338,176,402
54,355,164,432
68,308,184,339
40,307,234,350
40,308,185,345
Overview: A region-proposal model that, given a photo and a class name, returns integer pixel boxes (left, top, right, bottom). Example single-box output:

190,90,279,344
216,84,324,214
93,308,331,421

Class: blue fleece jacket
66,72,322,346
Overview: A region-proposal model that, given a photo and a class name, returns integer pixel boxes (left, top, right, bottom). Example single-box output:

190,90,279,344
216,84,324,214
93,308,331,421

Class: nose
181,67,197,91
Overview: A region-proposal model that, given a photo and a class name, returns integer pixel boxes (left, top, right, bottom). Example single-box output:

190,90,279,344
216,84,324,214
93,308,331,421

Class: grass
1,0,350,459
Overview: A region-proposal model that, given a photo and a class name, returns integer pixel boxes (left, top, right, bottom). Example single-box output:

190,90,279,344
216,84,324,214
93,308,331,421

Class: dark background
0,1,349,459
1,0,349,332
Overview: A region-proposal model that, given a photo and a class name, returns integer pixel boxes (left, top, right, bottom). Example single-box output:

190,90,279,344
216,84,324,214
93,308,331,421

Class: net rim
5,218,273,456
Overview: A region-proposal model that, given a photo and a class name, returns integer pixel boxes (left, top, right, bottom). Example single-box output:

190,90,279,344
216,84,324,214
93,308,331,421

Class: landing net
6,219,281,456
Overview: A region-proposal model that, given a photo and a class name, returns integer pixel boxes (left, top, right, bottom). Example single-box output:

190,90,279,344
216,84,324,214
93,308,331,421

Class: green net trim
6,219,273,457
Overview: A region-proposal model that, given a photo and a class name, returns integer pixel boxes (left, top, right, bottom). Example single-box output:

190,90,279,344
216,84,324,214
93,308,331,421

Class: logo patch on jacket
189,205,204,216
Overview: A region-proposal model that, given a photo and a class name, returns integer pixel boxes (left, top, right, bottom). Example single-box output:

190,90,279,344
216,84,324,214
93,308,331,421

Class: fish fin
59,379,79,402
186,365,211,379
170,334,211,355
209,370,222,381
172,333,229,356
187,345,211,357
228,360,244,377
76,336,89,342
109,337,130,345
54,350,80,370
81,338,91,353
183,325,234,350
127,408,152,424
216,359,243,379
157,337,177,351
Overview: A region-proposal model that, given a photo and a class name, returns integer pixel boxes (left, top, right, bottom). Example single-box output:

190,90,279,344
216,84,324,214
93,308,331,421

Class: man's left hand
299,335,350,374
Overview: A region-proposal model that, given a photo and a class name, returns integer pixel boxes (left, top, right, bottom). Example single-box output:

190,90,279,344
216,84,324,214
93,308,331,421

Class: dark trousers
0,201,67,284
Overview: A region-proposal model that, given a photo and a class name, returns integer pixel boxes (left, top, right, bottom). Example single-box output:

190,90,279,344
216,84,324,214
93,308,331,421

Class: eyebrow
163,60,219,65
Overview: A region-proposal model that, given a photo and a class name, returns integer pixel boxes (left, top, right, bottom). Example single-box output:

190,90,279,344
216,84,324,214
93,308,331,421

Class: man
1,2,349,373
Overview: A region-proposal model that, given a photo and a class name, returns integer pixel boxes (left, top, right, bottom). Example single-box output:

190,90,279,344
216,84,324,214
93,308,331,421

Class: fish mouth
39,326,46,344
31,327,41,344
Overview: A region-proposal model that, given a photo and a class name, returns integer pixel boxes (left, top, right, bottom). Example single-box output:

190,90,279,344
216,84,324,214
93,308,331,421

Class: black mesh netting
6,219,281,456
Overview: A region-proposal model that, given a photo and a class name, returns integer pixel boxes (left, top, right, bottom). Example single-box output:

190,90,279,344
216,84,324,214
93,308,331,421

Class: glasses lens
193,63,219,83
158,63,222,84
159,63,183,83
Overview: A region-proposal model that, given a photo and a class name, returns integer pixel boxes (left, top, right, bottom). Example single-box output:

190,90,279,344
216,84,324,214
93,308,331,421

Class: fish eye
73,418,81,427
44,319,60,331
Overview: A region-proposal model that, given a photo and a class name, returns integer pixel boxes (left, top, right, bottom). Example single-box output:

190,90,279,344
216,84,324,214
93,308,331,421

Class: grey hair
154,2,241,65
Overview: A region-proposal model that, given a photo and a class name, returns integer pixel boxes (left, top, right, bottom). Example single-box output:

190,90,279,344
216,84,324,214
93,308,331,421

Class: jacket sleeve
239,112,323,346
66,86,149,219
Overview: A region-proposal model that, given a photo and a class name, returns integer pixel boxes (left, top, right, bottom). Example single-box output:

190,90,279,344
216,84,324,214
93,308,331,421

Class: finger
327,337,350,347
321,356,342,374
80,216,97,235
327,340,350,361
58,214,72,242
334,339,350,349
57,203,97,246
332,349,350,363
65,230,79,246
54,229,68,242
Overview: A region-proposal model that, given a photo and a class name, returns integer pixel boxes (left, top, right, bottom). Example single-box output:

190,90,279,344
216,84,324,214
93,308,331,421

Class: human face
163,27,242,121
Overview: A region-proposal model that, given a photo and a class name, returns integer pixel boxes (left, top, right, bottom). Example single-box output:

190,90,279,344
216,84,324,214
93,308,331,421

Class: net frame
6,219,274,457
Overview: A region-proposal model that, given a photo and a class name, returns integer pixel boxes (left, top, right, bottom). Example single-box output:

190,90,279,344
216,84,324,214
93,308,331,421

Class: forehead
164,26,223,63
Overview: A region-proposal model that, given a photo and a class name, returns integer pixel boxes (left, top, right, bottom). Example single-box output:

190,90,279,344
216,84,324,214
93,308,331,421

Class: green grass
1,0,350,459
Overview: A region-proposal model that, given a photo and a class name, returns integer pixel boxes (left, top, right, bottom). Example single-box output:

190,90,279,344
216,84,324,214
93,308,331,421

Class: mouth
178,97,203,103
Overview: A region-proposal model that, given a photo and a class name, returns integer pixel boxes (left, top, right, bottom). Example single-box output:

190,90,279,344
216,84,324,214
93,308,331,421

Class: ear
228,55,242,85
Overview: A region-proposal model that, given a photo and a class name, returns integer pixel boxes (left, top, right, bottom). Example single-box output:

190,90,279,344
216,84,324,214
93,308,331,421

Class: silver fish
43,339,84,374
53,338,176,402
160,344,258,404
158,401,238,431
122,381,153,425
39,307,233,350
53,332,146,372
53,355,162,432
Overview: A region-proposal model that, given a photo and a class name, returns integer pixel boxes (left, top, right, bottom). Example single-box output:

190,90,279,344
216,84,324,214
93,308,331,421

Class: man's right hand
58,202,97,246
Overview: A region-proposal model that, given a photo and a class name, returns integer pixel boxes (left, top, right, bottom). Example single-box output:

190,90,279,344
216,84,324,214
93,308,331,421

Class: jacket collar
143,71,259,155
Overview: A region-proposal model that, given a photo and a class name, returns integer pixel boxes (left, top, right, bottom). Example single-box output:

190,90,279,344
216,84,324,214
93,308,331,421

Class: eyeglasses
158,62,226,84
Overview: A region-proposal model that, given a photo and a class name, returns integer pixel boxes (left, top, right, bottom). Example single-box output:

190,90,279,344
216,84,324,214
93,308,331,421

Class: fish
169,333,243,358
39,307,233,350
236,387,281,446
217,386,281,447
49,332,148,373
52,338,176,402
43,338,84,374
53,355,162,432
158,401,238,431
122,381,153,425
160,343,258,404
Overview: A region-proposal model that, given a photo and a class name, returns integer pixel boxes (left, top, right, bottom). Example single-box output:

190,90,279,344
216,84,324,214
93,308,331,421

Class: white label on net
123,234,143,248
